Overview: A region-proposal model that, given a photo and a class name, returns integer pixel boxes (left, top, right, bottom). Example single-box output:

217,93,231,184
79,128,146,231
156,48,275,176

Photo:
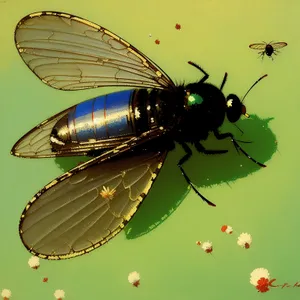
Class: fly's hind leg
177,142,216,207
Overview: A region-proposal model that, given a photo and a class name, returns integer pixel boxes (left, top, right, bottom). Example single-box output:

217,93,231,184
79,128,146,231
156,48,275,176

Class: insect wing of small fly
270,42,288,49
248,43,267,50
249,41,288,50
13,11,177,259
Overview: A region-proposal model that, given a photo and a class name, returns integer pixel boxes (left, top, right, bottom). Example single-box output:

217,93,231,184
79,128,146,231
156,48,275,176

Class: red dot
175,23,181,30
221,225,227,232
205,247,213,253
43,277,48,283
155,39,160,45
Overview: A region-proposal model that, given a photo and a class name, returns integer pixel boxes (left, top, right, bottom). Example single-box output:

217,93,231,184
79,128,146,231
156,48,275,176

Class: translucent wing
249,43,267,50
11,106,75,158
19,130,169,259
11,103,131,158
15,11,175,91
271,42,288,49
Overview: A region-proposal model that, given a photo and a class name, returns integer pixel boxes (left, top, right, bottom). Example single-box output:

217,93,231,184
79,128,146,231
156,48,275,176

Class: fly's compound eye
187,93,204,107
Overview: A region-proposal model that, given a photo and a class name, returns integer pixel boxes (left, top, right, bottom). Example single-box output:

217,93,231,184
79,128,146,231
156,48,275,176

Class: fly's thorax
131,88,181,133
182,83,227,130
265,44,274,56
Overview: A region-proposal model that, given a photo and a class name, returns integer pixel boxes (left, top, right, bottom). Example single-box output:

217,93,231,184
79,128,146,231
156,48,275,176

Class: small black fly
249,41,288,60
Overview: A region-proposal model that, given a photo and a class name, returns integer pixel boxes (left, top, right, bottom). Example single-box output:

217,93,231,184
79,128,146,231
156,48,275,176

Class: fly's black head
226,94,249,123
226,73,269,123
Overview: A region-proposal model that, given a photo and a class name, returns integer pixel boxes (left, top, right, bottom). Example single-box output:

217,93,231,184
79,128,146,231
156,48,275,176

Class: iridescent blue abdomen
68,90,134,142
50,88,162,152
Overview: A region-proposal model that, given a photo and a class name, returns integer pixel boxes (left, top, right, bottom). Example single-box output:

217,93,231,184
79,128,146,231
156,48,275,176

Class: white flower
237,233,252,249
250,268,270,286
128,271,140,287
225,226,233,234
54,289,65,299
1,289,11,299
221,225,233,234
28,255,40,269
201,241,213,253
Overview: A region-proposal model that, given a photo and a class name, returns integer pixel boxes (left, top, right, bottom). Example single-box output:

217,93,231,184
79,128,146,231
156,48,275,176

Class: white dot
240,164,243,167
149,34,152,37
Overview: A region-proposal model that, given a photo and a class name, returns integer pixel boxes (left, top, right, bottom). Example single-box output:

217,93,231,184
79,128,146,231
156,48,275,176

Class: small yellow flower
128,271,140,287
237,233,252,249
100,186,116,200
1,289,12,300
54,289,65,299
201,241,213,253
250,268,270,286
28,255,40,269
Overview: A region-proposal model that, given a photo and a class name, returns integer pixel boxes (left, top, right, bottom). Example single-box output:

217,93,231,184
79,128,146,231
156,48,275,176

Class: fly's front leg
177,142,216,207
220,72,228,91
188,61,209,83
213,130,266,168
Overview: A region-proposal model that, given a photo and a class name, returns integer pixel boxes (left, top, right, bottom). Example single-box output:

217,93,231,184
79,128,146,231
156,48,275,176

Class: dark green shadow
54,114,277,240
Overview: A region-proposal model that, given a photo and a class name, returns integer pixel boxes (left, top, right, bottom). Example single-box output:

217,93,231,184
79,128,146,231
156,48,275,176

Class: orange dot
175,23,181,30
221,225,227,232
155,39,160,45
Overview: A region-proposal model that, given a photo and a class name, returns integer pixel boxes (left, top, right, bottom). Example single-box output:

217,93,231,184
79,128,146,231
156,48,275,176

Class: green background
1,0,299,299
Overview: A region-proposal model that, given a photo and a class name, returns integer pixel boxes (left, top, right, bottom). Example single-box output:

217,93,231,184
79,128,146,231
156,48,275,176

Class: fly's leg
213,130,266,167
257,51,265,60
194,141,228,155
188,61,209,83
177,142,216,207
220,72,228,91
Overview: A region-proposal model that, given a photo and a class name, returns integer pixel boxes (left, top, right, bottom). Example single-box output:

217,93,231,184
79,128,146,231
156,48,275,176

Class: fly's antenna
242,74,268,103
